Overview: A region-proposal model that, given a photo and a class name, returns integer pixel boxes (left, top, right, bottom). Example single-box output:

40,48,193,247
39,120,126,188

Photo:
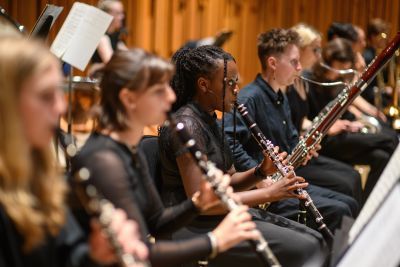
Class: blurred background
1,0,399,85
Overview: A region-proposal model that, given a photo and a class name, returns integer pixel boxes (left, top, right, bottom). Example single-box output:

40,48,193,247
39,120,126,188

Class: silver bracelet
207,232,218,259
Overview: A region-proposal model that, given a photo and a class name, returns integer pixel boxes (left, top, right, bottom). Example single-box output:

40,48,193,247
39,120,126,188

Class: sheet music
337,183,400,267
30,4,63,37
348,144,400,243
50,2,113,71
50,3,87,58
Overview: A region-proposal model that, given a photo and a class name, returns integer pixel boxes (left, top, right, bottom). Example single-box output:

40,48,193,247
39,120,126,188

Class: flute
235,102,334,244
164,114,281,267
73,168,151,267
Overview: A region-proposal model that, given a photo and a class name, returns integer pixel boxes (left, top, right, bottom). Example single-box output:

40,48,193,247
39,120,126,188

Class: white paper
337,184,400,267
348,144,400,242
50,2,113,71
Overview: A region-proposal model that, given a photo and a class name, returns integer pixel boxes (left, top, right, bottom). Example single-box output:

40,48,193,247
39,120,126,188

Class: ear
197,76,210,93
267,56,277,71
119,88,137,110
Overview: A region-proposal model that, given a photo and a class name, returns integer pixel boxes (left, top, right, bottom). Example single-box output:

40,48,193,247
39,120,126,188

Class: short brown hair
313,38,354,79
257,28,301,70
367,18,389,39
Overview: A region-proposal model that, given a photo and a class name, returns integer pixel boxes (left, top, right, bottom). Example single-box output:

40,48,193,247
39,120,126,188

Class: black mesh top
69,132,213,267
159,102,233,207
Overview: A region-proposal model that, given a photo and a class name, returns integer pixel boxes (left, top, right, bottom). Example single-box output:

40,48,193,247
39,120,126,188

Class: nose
296,61,302,72
56,90,67,117
166,85,176,104
233,84,239,96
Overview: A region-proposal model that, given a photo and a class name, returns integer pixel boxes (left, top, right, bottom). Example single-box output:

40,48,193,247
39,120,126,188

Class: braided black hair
171,45,235,168
171,45,234,112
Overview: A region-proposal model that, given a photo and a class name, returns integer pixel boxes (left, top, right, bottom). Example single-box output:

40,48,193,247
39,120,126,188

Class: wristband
207,232,218,259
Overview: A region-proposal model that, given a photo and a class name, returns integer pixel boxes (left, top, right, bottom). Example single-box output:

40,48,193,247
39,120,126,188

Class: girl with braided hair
159,45,328,267
70,48,261,267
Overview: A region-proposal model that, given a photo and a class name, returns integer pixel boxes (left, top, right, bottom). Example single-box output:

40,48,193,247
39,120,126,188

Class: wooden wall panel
1,0,399,84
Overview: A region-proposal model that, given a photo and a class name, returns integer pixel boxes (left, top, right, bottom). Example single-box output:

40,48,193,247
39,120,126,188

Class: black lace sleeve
161,114,210,158
150,236,211,267
134,151,200,236
70,147,213,266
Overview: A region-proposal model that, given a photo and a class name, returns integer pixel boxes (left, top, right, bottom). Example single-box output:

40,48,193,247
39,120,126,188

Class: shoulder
72,134,128,174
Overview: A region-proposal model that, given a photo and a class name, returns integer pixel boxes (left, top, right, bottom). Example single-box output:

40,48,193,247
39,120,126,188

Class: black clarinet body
165,115,281,267
235,102,334,244
73,167,151,267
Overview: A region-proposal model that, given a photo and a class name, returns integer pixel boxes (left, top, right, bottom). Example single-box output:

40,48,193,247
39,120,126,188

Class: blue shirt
223,74,299,171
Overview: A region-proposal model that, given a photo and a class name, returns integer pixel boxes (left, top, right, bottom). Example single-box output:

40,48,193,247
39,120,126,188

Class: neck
193,94,216,115
261,70,281,93
324,70,338,81
103,123,144,148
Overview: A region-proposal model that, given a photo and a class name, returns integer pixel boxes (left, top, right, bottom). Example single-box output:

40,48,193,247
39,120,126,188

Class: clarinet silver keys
73,167,151,267
235,102,334,244
165,115,281,267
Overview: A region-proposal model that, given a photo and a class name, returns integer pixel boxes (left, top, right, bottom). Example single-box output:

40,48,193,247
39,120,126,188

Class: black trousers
172,209,328,267
296,155,363,205
320,131,398,203
268,184,358,232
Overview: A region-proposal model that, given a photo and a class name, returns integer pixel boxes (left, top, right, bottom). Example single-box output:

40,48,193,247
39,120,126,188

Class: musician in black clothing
362,18,392,106
69,48,260,267
0,36,147,267
223,29,360,229
306,38,398,203
89,0,128,75
326,22,388,122
159,45,328,267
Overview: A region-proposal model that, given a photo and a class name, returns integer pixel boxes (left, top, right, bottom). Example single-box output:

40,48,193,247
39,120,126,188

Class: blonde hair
0,37,66,252
97,0,121,12
292,23,321,48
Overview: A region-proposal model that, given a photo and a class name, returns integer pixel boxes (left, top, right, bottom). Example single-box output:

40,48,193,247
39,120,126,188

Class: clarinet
235,102,334,244
164,115,281,267
284,32,400,171
0,6,25,33
73,167,151,267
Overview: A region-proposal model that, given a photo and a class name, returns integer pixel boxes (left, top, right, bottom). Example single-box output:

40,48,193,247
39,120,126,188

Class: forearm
200,187,278,215
149,236,211,267
353,96,376,115
152,199,199,236
230,167,264,191
236,187,279,207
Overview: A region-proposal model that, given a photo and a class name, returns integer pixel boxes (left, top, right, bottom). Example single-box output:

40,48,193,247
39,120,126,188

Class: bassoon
277,32,400,175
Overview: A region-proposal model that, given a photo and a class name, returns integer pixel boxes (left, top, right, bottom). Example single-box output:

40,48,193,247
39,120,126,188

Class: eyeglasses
313,47,322,55
289,59,301,69
224,76,239,88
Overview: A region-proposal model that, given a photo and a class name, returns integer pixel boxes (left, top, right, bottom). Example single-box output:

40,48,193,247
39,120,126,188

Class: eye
153,85,169,96
39,89,56,103
224,77,239,87
312,47,321,54
290,59,300,68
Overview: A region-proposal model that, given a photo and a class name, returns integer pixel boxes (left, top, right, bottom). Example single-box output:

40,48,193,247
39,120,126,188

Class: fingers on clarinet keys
211,205,259,254
285,175,308,199
195,172,232,212
88,208,149,266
